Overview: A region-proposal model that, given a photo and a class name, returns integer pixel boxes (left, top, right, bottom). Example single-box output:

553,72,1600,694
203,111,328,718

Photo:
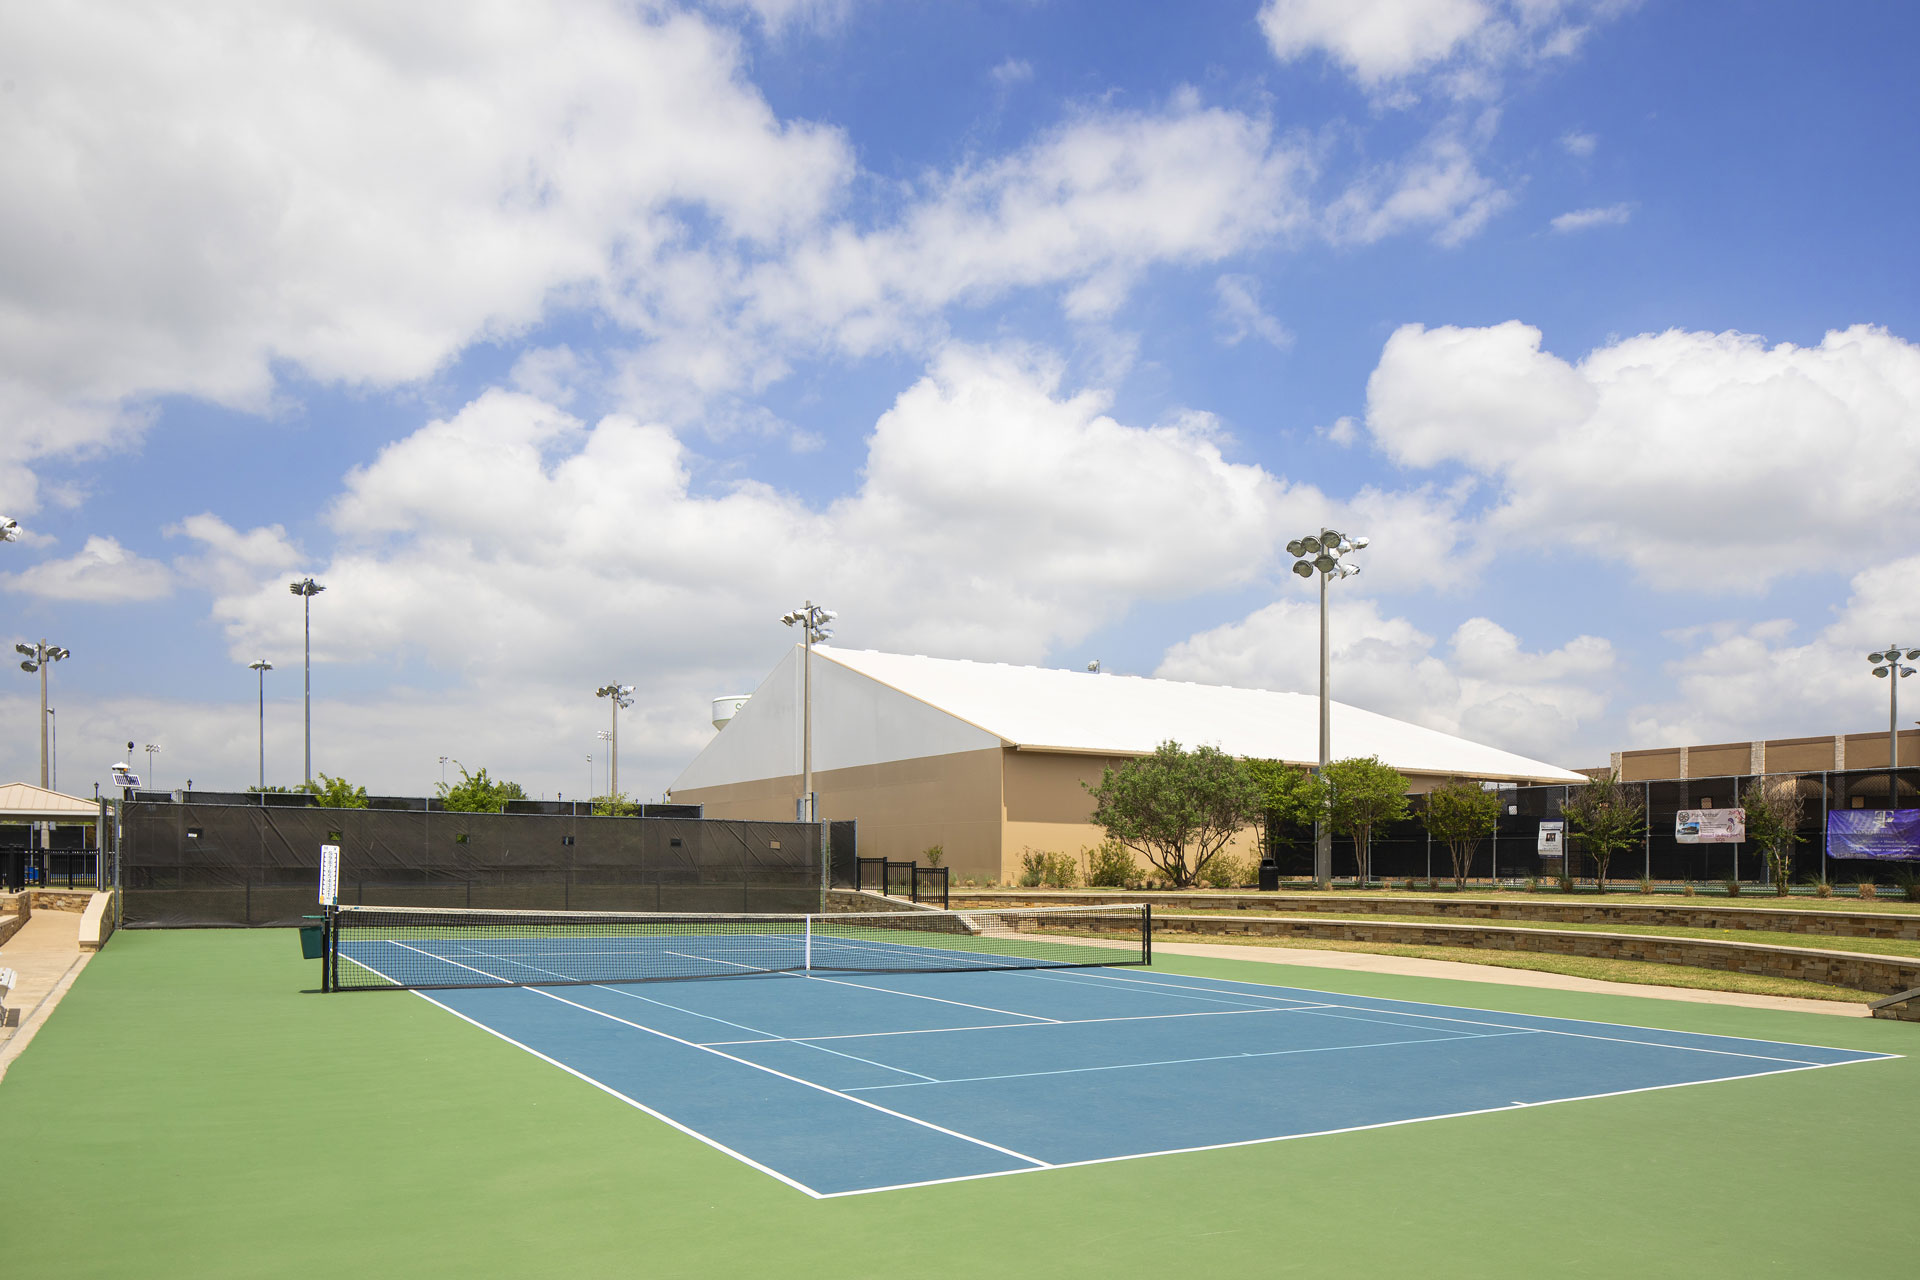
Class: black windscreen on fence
1263,766,1920,884
120,802,825,927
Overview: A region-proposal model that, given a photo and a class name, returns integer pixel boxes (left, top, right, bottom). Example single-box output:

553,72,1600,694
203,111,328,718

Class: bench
0,966,15,1028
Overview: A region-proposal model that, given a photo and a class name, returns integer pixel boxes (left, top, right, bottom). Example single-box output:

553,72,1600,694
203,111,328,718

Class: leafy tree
1325,756,1410,882
591,792,642,816
1085,741,1264,888
1741,775,1806,896
1562,771,1646,890
1422,777,1502,887
1245,759,1328,860
437,765,527,813
306,773,369,809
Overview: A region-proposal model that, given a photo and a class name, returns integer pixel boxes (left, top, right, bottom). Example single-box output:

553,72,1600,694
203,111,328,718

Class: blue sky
3,0,1918,801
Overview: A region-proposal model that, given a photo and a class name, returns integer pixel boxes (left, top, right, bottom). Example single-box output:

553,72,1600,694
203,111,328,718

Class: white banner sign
1676,809,1745,844
319,843,340,906
1537,821,1565,855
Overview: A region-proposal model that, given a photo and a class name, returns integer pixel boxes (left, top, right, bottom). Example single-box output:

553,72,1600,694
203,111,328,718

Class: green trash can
299,921,325,960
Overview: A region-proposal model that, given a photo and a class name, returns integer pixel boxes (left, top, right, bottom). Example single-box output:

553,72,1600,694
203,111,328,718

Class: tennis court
331,906,1895,1198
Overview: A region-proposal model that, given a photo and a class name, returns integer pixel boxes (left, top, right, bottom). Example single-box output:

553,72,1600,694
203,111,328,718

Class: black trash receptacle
1257,858,1280,892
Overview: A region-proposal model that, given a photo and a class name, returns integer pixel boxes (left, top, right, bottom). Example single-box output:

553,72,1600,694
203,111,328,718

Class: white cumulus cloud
1550,203,1634,232
1158,597,1614,764
1363,322,1920,591
1,536,175,602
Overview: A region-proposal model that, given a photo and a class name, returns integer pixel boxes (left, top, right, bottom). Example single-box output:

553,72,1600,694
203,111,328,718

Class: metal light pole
1285,530,1368,887
595,730,612,800
595,685,634,806
144,743,162,790
780,602,836,822
248,659,273,789
16,639,71,788
1870,644,1918,802
288,578,325,785
46,707,55,791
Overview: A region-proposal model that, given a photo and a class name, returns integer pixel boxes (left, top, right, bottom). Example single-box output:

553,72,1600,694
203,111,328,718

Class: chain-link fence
120,800,825,926
1265,766,1920,885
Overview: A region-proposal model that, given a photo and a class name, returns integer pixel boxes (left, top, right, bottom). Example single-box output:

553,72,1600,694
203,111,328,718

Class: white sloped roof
815,647,1588,784
0,782,103,820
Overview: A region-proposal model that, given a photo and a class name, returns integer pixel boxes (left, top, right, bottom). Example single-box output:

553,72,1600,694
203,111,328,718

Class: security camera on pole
1286,529,1368,888
780,601,836,822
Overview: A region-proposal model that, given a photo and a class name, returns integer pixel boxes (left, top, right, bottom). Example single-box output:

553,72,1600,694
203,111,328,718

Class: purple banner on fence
1825,809,1920,861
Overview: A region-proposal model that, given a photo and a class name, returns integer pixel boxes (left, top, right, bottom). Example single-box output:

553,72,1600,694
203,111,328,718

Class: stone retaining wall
952,890,1920,941
1148,912,1920,996
26,889,94,914
824,890,934,914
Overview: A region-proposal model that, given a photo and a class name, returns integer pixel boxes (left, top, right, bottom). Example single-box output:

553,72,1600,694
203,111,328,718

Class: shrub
1018,848,1079,888
1723,878,1742,898
1526,876,1540,892
1857,878,1877,901
1085,840,1142,889
922,844,944,868
1555,872,1575,893
1636,875,1654,895
1893,870,1920,903
1812,878,1834,899
1682,882,1697,897
1200,854,1255,889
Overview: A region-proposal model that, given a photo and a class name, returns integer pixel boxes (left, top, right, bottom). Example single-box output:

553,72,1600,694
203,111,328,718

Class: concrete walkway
0,906,95,1084
1150,938,1871,1017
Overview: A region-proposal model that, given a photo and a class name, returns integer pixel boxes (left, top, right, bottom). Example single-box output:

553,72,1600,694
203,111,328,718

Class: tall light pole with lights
248,659,273,790
1870,643,1918,801
16,640,71,788
780,601,836,822
595,685,634,806
288,578,325,785
1286,529,1368,887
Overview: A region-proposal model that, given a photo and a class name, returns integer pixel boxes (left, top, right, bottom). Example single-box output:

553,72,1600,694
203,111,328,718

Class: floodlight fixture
781,600,837,824
1869,642,1917,775
1284,528,1372,886
16,638,69,786
596,683,636,801
288,577,325,784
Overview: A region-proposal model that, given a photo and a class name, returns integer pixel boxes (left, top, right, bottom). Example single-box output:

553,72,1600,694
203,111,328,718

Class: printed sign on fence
1675,809,1745,844
1537,820,1565,855
1826,809,1920,861
319,843,340,906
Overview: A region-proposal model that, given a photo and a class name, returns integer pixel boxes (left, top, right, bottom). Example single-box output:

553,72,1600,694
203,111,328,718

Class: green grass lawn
6,928,1916,1279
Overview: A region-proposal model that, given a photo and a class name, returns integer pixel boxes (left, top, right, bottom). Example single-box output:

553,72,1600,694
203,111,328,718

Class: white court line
1050,967,1901,1068
845,1029,1540,1092
416,942,932,1083
798,972,1062,1022
816,1055,1885,1198
406,989,830,1199
340,935,1899,1198
525,986,1053,1170
699,1004,1336,1047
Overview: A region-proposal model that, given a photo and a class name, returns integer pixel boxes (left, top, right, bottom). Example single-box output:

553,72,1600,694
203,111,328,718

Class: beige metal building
1607,731,1920,782
669,647,1588,883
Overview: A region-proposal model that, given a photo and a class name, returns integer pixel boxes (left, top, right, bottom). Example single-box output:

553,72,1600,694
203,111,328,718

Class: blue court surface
383,961,1897,1198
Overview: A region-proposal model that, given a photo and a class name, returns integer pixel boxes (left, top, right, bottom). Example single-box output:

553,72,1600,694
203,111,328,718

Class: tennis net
326,902,1151,991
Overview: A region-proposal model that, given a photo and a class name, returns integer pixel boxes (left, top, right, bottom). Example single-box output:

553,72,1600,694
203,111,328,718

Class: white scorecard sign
319,843,340,906
1537,820,1565,854
1676,809,1745,844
